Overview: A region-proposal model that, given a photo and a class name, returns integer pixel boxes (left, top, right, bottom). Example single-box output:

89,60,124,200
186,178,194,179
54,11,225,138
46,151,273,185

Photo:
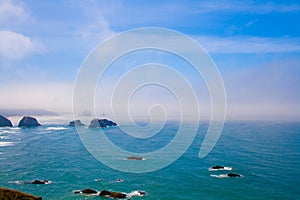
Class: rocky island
68,120,85,126
0,114,13,127
18,116,41,127
88,118,117,128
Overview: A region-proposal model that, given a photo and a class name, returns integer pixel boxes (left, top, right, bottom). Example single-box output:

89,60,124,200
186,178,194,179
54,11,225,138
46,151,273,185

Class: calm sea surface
0,121,299,199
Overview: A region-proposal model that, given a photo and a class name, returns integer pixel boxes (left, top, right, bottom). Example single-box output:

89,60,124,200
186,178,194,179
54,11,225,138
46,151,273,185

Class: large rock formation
99,190,127,199
18,116,41,127
0,114,13,127
68,120,85,126
88,118,117,128
0,188,42,200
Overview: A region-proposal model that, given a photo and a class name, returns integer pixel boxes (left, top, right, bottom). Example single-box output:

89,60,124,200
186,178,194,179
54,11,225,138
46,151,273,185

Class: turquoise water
1,121,300,199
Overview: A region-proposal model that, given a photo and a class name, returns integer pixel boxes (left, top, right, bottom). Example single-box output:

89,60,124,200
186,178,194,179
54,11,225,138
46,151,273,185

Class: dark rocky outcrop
88,118,117,128
212,165,224,169
99,190,126,199
227,173,241,177
31,180,50,184
0,114,13,127
0,188,42,200
18,116,41,127
81,189,98,194
68,120,85,126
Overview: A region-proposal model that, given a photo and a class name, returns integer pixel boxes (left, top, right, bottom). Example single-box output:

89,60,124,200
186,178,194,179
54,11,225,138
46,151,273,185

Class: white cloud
195,36,300,54
0,0,30,23
0,30,43,60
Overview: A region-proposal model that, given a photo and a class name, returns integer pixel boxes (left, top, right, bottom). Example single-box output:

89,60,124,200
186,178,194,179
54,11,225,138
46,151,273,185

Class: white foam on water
73,190,100,196
210,174,243,178
8,181,24,184
44,181,52,184
127,190,146,197
210,174,229,178
0,141,14,147
0,127,21,134
45,127,67,131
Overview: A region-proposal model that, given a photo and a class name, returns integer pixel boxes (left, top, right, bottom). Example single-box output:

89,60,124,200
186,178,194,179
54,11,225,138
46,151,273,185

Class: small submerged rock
30,180,51,184
68,120,85,126
18,116,41,127
0,114,13,127
88,118,117,128
126,156,144,160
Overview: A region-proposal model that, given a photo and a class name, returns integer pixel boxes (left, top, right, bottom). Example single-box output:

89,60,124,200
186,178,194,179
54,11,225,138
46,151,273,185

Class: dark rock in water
81,188,98,194
88,118,117,128
99,190,111,196
126,156,144,160
212,165,224,169
31,180,49,184
138,191,146,195
109,192,127,199
18,116,41,127
99,190,126,198
0,114,13,127
0,187,42,200
68,120,85,126
227,173,241,177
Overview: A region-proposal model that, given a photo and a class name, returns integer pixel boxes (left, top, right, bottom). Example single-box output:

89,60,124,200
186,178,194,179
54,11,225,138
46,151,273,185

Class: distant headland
0,109,58,117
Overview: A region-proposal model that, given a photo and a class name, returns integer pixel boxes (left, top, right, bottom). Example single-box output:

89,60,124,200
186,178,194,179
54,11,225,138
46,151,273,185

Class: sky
0,0,299,121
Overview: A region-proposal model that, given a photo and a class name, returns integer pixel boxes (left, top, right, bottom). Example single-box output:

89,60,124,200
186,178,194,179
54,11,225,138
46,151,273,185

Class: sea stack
68,120,85,126
0,115,13,127
18,116,41,127
88,118,117,128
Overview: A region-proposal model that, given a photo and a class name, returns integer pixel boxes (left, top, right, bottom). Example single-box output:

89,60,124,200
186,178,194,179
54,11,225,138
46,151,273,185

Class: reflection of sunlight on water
45,127,67,131
0,141,14,147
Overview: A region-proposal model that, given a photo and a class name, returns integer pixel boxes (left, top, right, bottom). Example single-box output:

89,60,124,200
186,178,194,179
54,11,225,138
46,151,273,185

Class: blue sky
0,0,299,120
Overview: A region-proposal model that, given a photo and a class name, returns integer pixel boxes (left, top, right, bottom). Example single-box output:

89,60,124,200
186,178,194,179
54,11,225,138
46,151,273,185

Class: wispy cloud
0,0,29,21
75,0,116,46
195,36,300,54
189,1,300,14
0,0,30,24
0,30,44,60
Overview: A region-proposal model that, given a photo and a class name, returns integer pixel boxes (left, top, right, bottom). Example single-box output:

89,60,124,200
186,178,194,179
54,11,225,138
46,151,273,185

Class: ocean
0,120,299,199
